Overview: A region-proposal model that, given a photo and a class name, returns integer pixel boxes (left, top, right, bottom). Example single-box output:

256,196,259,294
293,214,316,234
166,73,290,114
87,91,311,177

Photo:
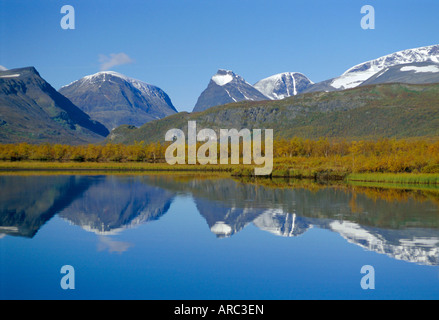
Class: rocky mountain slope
0,67,109,144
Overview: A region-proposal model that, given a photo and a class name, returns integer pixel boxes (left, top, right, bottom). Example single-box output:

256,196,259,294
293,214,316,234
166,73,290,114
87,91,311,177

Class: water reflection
97,235,133,254
59,176,174,235
0,175,93,237
0,174,438,265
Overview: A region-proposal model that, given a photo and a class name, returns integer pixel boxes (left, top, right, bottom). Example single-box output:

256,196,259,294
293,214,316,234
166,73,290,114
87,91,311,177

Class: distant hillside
0,67,109,144
107,82,439,144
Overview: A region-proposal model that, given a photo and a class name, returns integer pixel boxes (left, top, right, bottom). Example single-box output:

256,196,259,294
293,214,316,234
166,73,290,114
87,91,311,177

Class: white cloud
0,65,8,71
98,53,133,71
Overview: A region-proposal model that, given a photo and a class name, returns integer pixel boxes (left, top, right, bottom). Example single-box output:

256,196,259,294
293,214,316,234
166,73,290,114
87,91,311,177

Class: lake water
0,174,438,300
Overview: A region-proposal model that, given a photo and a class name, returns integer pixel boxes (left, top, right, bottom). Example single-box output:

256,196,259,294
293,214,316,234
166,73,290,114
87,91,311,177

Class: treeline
0,138,438,174
0,141,165,162
273,138,439,173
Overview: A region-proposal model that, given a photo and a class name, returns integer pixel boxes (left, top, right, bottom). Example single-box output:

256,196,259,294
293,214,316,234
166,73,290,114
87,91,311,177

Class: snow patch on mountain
212,71,234,86
330,69,378,89
64,71,150,88
0,74,20,78
400,65,439,73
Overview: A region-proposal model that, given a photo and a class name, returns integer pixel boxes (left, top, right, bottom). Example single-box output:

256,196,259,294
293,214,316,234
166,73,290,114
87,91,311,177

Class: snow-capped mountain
306,44,439,93
336,44,439,89
254,72,314,100
192,45,439,112
59,71,177,131
192,69,269,112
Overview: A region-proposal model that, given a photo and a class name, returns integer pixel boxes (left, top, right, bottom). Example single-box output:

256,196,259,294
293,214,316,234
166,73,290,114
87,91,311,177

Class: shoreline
0,161,438,185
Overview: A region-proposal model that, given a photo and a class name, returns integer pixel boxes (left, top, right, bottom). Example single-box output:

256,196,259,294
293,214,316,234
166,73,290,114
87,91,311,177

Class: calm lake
0,174,438,300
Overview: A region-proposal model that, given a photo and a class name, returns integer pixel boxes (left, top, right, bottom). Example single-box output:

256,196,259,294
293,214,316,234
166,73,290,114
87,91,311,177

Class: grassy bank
1,161,438,185
346,173,439,185
0,160,243,172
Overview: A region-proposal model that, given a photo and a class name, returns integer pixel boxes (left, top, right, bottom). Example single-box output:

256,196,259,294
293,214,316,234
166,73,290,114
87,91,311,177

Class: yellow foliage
0,137,437,174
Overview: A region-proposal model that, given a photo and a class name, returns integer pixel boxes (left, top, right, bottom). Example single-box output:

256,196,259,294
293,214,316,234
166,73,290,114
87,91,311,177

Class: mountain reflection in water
0,174,438,265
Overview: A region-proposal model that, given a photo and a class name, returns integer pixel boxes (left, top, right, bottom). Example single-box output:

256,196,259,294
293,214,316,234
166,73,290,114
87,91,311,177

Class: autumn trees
0,138,438,174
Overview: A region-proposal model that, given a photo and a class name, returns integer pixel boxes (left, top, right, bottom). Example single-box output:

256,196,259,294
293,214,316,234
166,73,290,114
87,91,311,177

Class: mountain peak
61,71,154,90
0,66,40,78
211,69,242,86
254,72,314,100
193,69,269,112
84,70,134,82
216,69,234,74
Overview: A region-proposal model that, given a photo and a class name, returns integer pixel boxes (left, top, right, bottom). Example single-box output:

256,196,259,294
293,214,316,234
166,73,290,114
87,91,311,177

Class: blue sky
1,0,438,112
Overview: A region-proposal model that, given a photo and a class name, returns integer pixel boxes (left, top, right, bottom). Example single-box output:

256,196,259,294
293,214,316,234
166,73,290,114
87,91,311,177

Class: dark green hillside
108,83,439,144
